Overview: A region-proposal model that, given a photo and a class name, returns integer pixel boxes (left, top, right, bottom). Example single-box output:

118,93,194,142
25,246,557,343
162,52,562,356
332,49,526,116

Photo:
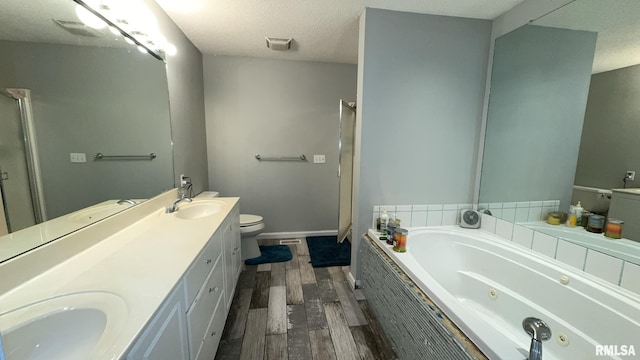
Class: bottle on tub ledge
393,228,408,252
387,214,399,245
379,210,389,241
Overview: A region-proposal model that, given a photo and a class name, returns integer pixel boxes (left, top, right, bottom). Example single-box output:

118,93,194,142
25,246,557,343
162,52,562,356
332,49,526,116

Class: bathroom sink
0,291,128,360
175,201,224,219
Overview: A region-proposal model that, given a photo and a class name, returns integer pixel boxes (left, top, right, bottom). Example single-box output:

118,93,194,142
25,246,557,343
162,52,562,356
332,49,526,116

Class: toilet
240,214,264,260
196,191,264,260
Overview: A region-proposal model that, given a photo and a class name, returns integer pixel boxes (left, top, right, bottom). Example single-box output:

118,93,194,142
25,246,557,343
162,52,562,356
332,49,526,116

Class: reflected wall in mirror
479,0,640,260
0,0,174,262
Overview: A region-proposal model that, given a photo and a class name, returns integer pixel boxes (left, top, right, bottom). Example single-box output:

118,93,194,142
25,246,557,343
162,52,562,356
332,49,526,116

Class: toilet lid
240,214,263,227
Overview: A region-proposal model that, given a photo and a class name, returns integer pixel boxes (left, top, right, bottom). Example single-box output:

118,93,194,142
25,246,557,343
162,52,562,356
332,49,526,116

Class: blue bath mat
307,236,351,267
244,245,292,265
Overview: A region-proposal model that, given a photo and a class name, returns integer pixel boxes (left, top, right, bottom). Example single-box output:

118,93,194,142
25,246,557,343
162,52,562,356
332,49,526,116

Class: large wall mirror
479,0,640,261
0,0,174,262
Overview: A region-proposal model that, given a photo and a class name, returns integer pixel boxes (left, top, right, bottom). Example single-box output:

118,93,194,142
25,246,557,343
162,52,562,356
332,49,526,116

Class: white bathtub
367,226,640,360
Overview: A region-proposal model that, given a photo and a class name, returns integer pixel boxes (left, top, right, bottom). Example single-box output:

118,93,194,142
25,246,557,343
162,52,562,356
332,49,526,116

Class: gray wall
575,64,640,189
203,55,357,232
353,9,492,279
479,25,597,210
144,0,209,194
1,40,174,218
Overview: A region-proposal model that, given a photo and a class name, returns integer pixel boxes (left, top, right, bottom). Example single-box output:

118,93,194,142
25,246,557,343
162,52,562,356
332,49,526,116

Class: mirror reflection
0,0,174,262
479,0,640,261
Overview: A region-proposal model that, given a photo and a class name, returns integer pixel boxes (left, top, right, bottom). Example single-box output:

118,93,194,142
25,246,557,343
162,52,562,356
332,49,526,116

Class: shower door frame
337,100,356,244
1,88,47,226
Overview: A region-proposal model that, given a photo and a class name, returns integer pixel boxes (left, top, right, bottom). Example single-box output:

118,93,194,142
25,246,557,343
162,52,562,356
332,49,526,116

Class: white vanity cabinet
125,281,190,360
223,207,242,310
126,203,242,360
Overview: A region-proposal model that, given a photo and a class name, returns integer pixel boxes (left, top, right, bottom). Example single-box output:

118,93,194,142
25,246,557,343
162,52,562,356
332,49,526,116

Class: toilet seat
240,214,264,234
240,214,263,227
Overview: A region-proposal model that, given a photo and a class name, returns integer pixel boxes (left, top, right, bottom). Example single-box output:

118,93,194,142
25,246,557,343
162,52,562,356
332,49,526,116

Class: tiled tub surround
481,214,640,294
372,200,559,229
360,235,485,360
364,227,640,359
478,200,560,223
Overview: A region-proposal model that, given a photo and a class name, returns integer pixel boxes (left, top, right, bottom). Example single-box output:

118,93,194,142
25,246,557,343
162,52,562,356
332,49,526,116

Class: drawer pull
206,259,212,264
209,287,219,293
233,247,239,251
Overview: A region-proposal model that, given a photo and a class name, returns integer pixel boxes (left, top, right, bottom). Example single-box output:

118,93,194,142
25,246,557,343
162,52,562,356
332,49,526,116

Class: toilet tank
195,191,220,198
571,185,612,213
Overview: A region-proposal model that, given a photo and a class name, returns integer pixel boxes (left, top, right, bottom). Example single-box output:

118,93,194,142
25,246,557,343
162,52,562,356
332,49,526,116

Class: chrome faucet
522,317,551,360
117,199,137,206
166,197,192,213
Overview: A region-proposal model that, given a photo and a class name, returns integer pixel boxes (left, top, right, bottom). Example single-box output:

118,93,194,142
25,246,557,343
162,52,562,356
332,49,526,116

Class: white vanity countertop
0,199,142,262
0,193,239,360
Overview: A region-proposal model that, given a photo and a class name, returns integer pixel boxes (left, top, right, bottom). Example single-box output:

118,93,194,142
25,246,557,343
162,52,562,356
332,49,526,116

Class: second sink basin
175,201,224,219
0,291,128,360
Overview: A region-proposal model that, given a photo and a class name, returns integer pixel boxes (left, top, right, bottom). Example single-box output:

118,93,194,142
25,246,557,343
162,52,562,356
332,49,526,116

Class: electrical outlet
626,170,636,181
313,155,326,164
70,153,86,163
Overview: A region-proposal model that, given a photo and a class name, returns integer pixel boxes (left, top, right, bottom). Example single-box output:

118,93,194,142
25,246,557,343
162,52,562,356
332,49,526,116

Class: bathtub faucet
522,317,551,360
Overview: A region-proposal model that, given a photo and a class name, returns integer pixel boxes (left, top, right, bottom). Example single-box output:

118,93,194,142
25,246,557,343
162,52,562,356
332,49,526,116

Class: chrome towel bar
94,153,157,160
255,154,306,161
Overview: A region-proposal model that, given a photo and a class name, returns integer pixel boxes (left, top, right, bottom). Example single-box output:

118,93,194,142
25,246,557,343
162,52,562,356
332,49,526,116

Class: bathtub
367,227,640,359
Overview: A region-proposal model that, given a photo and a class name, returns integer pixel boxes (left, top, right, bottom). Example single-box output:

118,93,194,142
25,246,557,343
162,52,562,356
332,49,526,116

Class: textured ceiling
533,0,640,73
154,0,525,64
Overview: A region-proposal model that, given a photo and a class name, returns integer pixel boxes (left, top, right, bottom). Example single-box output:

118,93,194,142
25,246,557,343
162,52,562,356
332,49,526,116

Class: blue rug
307,236,351,267
244,245,292,265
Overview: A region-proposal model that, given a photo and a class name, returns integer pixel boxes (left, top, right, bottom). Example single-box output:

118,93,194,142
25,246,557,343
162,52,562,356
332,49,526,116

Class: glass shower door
337,100,356,243
0,93,36,233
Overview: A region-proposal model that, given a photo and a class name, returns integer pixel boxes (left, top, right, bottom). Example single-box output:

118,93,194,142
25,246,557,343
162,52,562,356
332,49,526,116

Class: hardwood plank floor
215,238,396,360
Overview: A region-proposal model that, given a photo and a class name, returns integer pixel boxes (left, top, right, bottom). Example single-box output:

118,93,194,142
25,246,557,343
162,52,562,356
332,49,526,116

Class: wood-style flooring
214,238,397,360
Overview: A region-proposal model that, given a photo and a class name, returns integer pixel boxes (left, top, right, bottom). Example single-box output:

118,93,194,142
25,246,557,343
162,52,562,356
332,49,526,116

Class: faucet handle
523,317,551,341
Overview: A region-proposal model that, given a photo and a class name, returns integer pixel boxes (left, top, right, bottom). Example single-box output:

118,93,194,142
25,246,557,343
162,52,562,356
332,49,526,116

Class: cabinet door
231,210,242,286
195,293,227,360
126,283,189,360
223,217,236,310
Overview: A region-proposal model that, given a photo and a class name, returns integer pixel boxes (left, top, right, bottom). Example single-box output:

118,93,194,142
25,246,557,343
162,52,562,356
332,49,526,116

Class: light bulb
75,4,106,29
164,43,177,56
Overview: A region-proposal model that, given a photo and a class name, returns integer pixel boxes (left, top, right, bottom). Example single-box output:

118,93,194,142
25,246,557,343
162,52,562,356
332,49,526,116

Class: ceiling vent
53,19,102,37
265,37,292,51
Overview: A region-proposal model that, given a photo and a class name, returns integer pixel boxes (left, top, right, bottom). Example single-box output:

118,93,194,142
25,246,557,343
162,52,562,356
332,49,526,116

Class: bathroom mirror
479,0,640,254
0,0,174,262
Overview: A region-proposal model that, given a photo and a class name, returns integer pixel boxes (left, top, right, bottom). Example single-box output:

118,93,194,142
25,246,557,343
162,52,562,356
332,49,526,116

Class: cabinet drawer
194,292,227,360
184,231,223,305
186,255,225,358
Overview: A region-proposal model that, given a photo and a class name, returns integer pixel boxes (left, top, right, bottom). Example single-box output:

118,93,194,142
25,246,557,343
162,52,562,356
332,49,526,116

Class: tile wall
372,203,473,229
478,200,560,222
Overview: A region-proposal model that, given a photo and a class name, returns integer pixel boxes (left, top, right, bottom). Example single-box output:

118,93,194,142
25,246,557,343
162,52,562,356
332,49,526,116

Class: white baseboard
256,230,338,240
347,271,360,289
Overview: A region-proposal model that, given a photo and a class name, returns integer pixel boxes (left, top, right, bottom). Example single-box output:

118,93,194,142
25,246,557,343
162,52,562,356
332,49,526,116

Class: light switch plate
313,155,326,164
70,153,86,163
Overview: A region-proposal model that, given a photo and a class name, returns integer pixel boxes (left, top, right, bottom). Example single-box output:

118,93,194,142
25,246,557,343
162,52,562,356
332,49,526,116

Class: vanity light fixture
74,0,177,58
